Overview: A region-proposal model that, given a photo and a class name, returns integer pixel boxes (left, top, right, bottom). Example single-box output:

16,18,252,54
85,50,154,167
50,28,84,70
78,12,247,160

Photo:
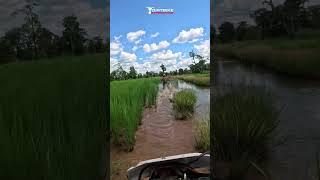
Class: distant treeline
212,0,320,43
110,52,210,81
0,0,107,64
110,66,198,81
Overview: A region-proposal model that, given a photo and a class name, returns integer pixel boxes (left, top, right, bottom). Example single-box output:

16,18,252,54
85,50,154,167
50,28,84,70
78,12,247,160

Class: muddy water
111,80,210,180
215,59,320,180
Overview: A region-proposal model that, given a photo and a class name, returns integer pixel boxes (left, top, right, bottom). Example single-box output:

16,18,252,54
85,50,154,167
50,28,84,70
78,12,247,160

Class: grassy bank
0,54,107,180
215,32,320,78
212,86,279,179
110,78,160,151
176,73,210,86
172,89,197,120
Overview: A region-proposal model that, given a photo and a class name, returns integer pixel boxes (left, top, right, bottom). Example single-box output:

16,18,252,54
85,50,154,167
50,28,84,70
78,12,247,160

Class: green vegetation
212,86,279,179
177,73,210,86
172,90,197,120
0,54,107,180
0,1,106,64
194,118,210,152
212,0,320,79
215,33,320,78
111,78,160,151
111,51,210,81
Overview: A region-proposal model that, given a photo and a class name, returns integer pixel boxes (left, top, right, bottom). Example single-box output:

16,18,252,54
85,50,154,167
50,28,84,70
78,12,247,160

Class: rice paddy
176,73,210,86
215,32,320,79
110,78,160,151
0,54,107,180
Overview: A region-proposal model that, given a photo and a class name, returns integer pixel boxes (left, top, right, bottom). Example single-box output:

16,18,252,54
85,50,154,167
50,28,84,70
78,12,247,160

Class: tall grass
212,86,279,179
215,34,320,78
195,118,210,152
110,78,160,151
177,73,210,86
0,54,107,180
316,151,320,180
172,89,197,120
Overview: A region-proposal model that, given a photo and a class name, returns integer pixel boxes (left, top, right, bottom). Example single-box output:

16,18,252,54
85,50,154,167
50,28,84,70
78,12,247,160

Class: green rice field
215,31,320,79
176,73,210,86
0,54,107,180
110,78,160,151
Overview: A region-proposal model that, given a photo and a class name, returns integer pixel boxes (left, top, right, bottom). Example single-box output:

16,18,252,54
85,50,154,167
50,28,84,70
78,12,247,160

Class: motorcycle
127,152,210,180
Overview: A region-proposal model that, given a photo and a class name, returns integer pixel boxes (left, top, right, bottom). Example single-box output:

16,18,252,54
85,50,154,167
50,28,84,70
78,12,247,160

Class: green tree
38,28,60,58
128,66,137,79
110,66,128,80
0,38,16,64
160,64,166,74
93,36,105,53
282,0,308,38
12,0,42,60
189,52,207,73
218,22,235,43
62,15,87,55
178,68,184,75
236,21,249,41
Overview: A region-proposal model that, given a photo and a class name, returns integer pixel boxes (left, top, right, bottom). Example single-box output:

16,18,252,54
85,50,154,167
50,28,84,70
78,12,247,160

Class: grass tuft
194,118,210,152
172,89,197,120
212,86,279,179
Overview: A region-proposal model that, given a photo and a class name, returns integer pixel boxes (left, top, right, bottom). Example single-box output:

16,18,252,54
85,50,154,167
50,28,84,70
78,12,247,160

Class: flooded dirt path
111,81,209,180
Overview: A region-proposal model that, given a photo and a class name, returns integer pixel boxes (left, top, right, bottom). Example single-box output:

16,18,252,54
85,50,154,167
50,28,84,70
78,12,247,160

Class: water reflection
215,59,320,180
159,80,210,120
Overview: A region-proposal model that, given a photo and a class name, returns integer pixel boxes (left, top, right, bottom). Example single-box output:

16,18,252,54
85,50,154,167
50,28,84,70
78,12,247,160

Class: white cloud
178,57,193,66
114,35,122,40
134,39,142,44
112,50,197,74
143,41,170,53
151,32,160,38
150,50,182,61
110,57,119,71
173,27,204,44
194,39,210,60
120,51,137,62
127,30,146,42
132,46,140,51
110,39,122,57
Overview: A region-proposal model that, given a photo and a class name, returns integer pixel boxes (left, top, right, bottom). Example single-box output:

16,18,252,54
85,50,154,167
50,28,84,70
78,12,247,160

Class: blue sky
110,0,210,74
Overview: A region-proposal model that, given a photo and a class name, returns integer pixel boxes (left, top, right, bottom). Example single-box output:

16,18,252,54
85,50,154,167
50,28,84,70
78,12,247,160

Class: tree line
212,0,320,43
110,52,210,81
0,0,107,64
